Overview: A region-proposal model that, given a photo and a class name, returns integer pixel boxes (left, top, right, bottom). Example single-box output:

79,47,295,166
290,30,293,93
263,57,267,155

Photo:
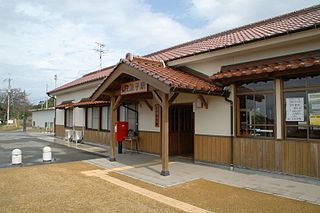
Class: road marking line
83,170,212,213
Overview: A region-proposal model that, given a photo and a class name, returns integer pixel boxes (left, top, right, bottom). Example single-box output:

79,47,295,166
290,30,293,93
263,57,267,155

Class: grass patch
0,125,21,132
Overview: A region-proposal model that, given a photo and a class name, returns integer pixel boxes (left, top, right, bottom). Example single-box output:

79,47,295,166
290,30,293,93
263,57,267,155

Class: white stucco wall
32,109,55,128
138,99,160,132
55,86,98,127
195,96,231,136
56,87,97,105
56,109,65,125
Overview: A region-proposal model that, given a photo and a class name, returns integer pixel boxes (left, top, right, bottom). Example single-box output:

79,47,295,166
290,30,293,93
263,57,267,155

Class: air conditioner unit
65,130,73,142
73,130,83,143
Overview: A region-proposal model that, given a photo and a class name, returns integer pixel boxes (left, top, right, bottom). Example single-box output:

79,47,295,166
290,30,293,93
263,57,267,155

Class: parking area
0,131,105,168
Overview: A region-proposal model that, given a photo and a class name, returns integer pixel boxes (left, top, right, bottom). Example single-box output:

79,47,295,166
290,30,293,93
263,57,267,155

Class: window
65,109,73,128
86,107,99,130
283,74,320,140
120,104,138,132
236,81,275,138
101,106,110,130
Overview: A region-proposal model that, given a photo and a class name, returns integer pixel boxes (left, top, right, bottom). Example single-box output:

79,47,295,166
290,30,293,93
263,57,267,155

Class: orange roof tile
73,99,109,107
56,101,74,109
147,5,320,61
48,66,114,94
210,50,320,82
121,56,222,94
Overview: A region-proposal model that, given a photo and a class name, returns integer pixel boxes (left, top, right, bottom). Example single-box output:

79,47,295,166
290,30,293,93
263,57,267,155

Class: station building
48,5,320,178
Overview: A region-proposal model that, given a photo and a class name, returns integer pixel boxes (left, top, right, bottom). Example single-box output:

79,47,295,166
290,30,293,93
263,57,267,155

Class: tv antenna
93,42,107,70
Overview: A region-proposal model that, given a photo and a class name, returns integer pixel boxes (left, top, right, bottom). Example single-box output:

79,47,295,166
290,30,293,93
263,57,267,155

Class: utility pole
53,74,57,136
4,74,12,124
45,84,48,109
23,90,26,132
93,42,106,70
54,74,57,89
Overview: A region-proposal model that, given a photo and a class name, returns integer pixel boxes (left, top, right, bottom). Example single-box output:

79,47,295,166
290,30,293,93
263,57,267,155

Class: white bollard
43,146,52,162
12,149,22,165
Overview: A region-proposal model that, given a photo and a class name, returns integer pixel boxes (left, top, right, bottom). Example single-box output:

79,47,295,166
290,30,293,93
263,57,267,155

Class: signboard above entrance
121,80,148,95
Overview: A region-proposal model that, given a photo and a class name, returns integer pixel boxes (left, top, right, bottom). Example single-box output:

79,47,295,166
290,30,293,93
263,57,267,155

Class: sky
0,0,319,103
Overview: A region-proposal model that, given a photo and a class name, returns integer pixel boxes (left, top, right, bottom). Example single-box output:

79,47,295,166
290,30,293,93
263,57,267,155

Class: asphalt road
0,131,102,168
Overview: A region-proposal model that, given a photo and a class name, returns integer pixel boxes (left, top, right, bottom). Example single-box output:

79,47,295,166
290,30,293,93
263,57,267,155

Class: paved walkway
86,154,320,205
0,131,103,167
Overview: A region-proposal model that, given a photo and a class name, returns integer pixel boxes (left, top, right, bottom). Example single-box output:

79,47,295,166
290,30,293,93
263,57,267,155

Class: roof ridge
145,4,320,59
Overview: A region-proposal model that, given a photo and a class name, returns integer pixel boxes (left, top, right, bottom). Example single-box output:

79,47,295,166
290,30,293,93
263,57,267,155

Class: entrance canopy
89,54,222,176
91,54,222,101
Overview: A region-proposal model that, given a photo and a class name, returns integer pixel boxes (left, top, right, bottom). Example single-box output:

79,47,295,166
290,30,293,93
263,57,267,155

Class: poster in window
286,98,304,121
309,93,320,125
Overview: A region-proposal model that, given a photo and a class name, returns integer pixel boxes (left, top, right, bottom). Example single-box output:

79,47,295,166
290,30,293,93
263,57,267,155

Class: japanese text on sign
286,98,304,122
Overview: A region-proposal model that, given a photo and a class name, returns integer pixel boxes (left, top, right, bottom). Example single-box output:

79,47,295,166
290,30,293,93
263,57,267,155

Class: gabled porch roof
91,55,222,100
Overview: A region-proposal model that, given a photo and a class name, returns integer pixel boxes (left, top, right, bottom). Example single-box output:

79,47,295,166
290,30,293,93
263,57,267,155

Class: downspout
223,89,234,171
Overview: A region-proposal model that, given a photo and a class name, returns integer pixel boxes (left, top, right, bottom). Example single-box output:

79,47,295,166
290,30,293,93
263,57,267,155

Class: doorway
169,104,194,157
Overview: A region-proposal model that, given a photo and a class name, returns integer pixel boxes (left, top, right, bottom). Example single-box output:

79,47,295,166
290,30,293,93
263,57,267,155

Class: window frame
85,107,100,131
282,75,320,141
235,80,276,139
64,109,73,128
100,105,111,131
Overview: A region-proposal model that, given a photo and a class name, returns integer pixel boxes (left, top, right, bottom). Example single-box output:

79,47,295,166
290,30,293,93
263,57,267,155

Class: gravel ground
0,162,181,213
108,172,320,213
1,161,319,213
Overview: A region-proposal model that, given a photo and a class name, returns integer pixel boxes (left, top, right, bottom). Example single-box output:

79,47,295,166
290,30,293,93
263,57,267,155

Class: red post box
115,121,128,142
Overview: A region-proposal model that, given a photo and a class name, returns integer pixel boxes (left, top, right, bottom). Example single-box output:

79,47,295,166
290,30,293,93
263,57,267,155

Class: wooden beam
160,92,169,176
143,100,153,111
168,93,179,105
109,96,117,161
113,95,122,111
152,91,163,107
198,94,208,109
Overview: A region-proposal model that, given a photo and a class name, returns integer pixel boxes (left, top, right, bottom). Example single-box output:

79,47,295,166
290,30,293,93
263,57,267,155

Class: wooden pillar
109,96,117,161
161,93,170,176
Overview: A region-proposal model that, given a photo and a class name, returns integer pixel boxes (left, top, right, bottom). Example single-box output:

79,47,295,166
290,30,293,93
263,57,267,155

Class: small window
101,106,110,130
236,80,275,138
283,74,320,140
86,107,99,130
65,109,73,128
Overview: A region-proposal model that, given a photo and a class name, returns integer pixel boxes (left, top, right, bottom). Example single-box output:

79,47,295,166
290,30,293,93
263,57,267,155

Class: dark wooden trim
197,94,208,109
143,100,153,111
138,130,161,133
168,93,179,104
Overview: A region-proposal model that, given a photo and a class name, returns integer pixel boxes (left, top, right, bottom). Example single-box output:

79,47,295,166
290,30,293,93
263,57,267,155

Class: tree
0,88,32,122
32,97,55,109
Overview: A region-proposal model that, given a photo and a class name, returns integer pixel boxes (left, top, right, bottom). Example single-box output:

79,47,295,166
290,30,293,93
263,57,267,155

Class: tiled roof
146,5,320,61
210,50,320,82
120,56,222,93
73,99,109,107
48,66,114,94
56,101,74,109
48,4,320,94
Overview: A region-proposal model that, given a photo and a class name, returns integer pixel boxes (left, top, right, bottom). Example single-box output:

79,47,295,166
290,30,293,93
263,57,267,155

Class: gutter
223,89,234,171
